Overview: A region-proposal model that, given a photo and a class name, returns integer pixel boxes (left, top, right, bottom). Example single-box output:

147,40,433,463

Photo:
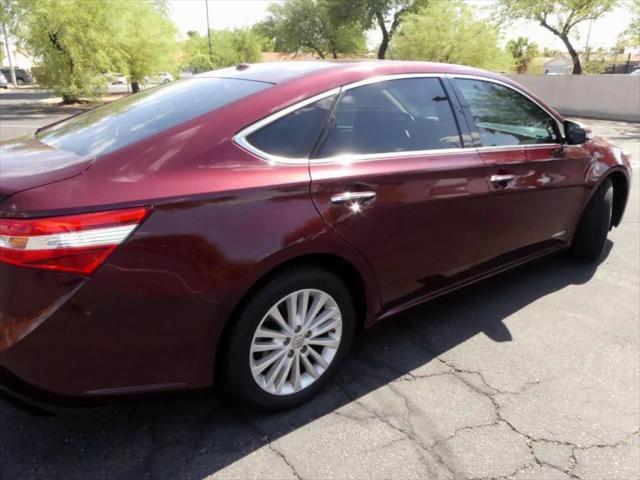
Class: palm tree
507,37,540,74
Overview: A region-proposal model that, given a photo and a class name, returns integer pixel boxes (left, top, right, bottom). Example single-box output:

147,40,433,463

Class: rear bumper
0,366,78,414
0,261,231,405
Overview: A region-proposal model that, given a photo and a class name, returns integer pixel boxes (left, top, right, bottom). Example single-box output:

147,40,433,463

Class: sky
167,0,633,53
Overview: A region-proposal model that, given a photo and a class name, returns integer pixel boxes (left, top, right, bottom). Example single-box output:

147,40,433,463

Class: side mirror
564,120,592,145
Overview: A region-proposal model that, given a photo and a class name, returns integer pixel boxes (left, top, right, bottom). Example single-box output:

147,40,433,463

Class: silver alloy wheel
249,289,343,396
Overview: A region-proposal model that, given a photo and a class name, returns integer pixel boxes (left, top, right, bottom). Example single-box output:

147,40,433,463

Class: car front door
451,77,590,261
309,76,491,312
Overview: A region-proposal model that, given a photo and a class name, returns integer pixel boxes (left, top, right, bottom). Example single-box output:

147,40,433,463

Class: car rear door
451,77,589,260
308,76,491,310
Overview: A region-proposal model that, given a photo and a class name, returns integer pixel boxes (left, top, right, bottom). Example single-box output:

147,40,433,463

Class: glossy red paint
0,61,632,404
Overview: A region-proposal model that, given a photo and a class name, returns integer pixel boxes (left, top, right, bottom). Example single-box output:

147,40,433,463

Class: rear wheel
572,178,613,262
223,267,355,410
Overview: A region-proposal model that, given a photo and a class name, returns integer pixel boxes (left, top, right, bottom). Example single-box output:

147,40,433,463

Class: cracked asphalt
0,109,638,479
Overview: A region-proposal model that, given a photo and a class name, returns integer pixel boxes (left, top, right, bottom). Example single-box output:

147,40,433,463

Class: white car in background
145,72,174,85
104,72,130,94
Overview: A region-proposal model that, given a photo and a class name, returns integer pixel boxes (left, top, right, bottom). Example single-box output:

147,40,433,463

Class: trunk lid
0,138,93,203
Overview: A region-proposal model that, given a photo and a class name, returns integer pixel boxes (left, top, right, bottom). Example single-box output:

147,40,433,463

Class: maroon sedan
0,61,631,410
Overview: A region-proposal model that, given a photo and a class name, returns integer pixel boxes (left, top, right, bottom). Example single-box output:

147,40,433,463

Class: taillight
0,207,150,275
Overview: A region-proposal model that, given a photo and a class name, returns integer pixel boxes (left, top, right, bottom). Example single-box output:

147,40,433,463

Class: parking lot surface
0,107,638,479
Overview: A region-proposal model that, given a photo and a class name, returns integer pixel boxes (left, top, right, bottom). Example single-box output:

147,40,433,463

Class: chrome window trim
233,72,565,166
450,74,566,141
307,147,471,165
475,143,560,153
233,73,465,165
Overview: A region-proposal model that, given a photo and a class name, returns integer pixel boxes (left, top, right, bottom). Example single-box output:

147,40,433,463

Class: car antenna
236,63,250,71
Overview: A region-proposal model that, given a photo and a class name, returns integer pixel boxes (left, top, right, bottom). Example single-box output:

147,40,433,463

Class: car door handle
490,174,516,185
330,191,377,204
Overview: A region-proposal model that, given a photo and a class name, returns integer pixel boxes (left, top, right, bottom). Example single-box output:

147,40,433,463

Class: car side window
454,79,559,147
315,77,462,158
245,95,337,158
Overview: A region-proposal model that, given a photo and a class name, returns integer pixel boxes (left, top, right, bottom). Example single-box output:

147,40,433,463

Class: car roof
196,60,497,85
196,61,340,84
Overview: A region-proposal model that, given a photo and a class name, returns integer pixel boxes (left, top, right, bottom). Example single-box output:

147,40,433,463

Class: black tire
572,178,613,262
223,266,355,410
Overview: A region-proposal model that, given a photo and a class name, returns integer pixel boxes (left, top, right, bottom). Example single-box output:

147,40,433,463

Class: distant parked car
0,71,7,89
103,73,130,94
105,72,127,85
629,69,640,75
145,72,174,85
0,67,33,85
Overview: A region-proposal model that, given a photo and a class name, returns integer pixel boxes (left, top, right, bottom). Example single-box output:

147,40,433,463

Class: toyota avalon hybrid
0,61,631,410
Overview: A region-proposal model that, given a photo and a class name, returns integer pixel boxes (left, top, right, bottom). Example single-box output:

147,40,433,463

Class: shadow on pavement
0,243,612,479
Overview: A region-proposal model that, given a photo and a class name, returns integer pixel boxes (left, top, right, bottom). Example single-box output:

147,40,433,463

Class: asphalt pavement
0,89,86,142
0,92,638,480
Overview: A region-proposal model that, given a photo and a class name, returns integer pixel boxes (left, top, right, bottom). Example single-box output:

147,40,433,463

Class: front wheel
223,267,355,410
572,178,613,262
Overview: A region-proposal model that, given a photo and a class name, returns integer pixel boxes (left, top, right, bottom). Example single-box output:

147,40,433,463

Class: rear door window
316,77,462,158
454,78,560,147
37,78,271,157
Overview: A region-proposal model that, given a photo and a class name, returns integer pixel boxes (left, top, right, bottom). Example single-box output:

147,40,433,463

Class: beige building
1,39,34,69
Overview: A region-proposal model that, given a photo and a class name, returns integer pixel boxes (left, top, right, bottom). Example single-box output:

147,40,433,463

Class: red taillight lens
0,207,150,275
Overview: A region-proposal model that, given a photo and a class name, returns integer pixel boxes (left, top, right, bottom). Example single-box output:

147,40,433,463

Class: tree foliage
325,0,427,59
15,0,121,102
507,37,539,73
582,58,607,73
13,0,177,102
255,0,365,59
180,29,262,73
117,0,178,85
495,0,619,74
617,0,639,48
389,0,514,71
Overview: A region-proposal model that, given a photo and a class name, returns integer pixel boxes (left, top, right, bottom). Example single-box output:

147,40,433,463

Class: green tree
388,0,514,71
507,37,539,73
13,0,178,102
181,32,212,72
582,58,607,73
116,0,177,92
325,0,427,59
14,0,122,102
180,29,262,73
256,0,365,59
250,23,276,52
495,0,619,74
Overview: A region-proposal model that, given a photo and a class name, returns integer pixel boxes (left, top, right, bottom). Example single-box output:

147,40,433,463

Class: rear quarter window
37,78,271,157
244,95,337,159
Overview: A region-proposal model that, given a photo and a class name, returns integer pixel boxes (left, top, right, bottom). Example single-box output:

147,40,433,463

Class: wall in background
506,74,640,123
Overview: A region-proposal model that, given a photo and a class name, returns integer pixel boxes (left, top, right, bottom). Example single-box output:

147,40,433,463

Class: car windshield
36,77,271,157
